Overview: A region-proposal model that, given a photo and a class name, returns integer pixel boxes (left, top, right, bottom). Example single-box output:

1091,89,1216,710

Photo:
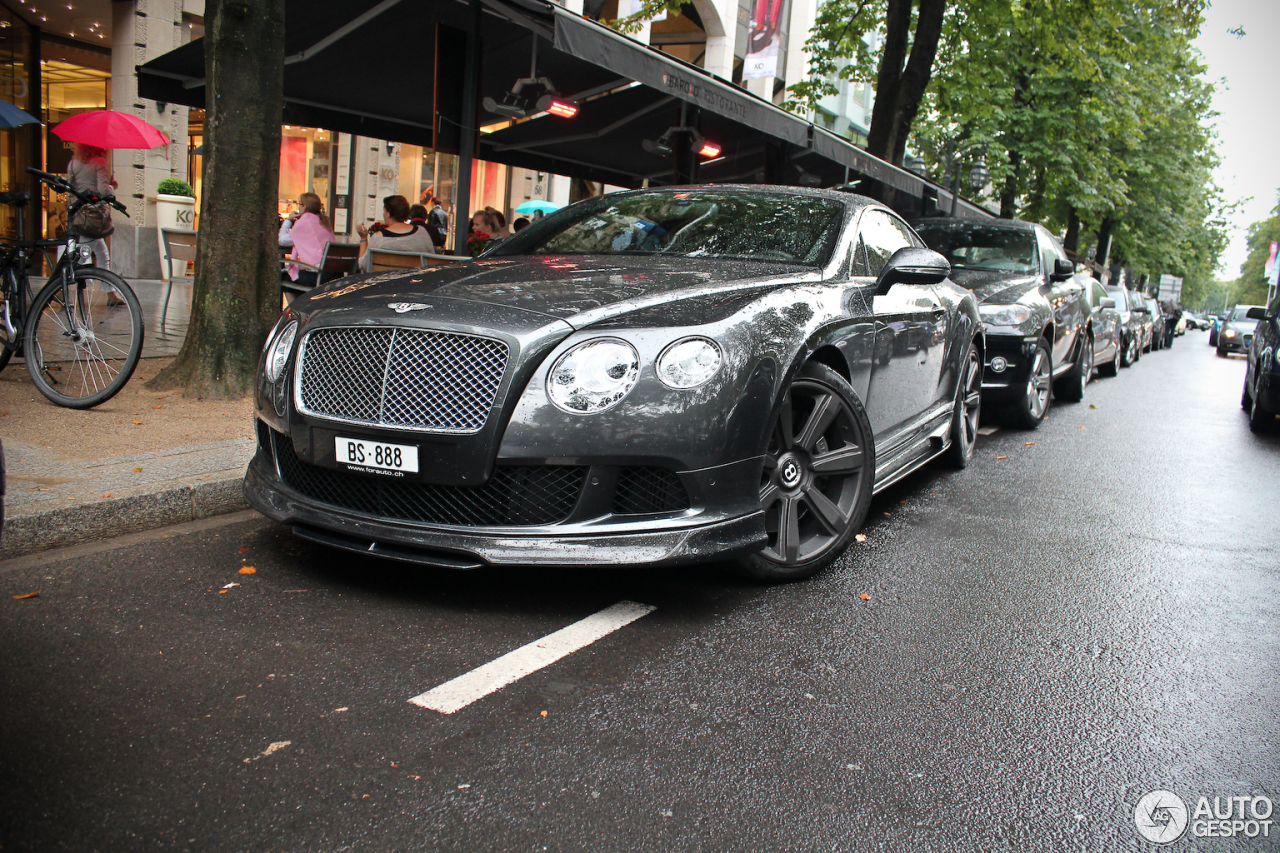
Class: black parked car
911,217,1093,429
246,187,984,582
1104,284,1144,367
1242,296,1279,431
1217,304,1264,357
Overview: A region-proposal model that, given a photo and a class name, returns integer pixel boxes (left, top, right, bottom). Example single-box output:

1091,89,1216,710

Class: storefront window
0,12,33,239
40,38,110,238
279,125,333,218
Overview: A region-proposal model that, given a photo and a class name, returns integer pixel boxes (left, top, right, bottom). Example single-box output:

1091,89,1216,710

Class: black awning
549,8,810,148
137,0,991,216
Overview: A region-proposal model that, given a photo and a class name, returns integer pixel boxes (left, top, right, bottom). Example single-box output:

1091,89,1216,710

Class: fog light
990,356,1008,373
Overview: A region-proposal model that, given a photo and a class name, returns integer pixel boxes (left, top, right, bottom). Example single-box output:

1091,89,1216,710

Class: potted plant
153,177,197,280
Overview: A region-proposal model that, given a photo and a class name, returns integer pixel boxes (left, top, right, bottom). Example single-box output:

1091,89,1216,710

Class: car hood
295,255,820,330
948,268,1041,305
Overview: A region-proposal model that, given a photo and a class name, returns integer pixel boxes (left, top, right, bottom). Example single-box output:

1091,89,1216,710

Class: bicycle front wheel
24,269,145,408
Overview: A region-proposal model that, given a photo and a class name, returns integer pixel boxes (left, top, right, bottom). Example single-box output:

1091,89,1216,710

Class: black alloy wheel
1122,334,1139,367
737,362,874,583
1054,335,1092,403
943,341,981,468
1007,340,1052,429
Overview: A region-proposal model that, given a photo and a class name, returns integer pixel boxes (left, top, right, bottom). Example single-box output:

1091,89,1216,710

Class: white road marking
977,426,1000,436
408,600,657,714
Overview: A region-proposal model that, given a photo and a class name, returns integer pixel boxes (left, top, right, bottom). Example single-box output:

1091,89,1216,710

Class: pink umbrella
52,110,170,150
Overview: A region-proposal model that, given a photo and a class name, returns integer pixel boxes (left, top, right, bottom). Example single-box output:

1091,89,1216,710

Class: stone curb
0,474,249,560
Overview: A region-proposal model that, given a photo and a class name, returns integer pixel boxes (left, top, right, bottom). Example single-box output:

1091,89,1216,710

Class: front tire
24,269,144,409
736,362,874,583
1006,340,1051,429
1097,337,1119,377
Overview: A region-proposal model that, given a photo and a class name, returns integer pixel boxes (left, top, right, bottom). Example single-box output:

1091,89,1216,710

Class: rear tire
943,340,981,468
1121,334,1138,367
24,269,144,409
736,362,874,583
1248,377,1274,433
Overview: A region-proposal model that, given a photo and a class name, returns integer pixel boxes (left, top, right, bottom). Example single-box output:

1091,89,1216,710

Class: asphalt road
2,330,1277,853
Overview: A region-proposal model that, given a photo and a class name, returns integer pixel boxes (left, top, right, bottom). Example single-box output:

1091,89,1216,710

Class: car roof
910,216,1034,232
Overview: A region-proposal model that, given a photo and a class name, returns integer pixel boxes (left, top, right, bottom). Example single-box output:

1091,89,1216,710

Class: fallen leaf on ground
458,784,471,789
102,493,112,498
238,547,250,554
151,405,163,409
859,593,871,601
132,419,143,425
133,467,142,473
1078,426,1086,430
1025,442,1035,446
222,582,239,589
1089,404,1097,409
243,741,291,764
334,707,348,713
855,534,867,543
218,590,228,594
239,566,256,575
540,711,548,717
12,591,41,600
996,456,1010,460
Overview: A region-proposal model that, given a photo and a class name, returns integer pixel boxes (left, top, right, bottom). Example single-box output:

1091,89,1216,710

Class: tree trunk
999,149,1020,218
1063,208,1081,252
1095,217,1114,269
864,0,911,163
887,0,945,166
147,0,285,397
865,0,946,168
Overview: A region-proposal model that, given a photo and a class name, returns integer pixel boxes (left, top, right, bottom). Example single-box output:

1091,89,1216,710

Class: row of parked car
908,217,1185,430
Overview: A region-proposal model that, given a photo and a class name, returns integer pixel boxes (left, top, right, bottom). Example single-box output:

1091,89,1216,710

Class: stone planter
153,193,196,280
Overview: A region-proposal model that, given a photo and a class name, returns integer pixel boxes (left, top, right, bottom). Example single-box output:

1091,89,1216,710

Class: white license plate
336,436,419,474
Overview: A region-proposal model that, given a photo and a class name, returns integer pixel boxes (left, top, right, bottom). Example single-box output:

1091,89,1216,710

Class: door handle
930,306,946,318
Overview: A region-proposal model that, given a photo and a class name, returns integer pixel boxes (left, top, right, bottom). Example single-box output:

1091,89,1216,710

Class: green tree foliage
790,0,1226,293
1232,197,1280,307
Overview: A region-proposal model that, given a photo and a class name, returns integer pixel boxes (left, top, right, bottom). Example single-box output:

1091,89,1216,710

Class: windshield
1105,288,1131,310
488,190,845,267
913,224,1038,274
1231,305,1262,321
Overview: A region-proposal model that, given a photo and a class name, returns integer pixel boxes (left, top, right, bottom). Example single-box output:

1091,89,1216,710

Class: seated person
357,195,437,271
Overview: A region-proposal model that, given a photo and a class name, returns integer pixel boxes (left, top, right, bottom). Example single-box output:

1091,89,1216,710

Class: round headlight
979,304,1033,327
547,338,640,414
657,337,721,389
266,321,298,383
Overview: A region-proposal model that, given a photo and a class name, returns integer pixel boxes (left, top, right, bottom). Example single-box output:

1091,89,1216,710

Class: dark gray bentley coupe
245,186,983,581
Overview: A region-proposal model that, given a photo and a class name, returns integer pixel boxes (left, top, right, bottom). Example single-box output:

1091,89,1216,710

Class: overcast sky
1194,0,1280,279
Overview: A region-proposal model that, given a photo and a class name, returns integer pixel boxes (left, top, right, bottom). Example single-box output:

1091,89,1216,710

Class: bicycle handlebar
25,166,129,216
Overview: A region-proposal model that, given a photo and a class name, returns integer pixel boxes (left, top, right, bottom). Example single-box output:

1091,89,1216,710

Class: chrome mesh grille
297,327,509,432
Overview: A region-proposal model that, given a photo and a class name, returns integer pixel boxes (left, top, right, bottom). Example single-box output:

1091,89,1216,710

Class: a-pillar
110,0,195,278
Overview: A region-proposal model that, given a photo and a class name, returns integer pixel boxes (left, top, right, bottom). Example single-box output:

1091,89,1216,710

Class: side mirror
1049,258,1074,282
1099,298,1116,309
1247,306,1267,320
876,247,951,293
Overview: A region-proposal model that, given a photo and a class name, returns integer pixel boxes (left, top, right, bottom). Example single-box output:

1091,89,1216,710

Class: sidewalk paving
1,279,258,559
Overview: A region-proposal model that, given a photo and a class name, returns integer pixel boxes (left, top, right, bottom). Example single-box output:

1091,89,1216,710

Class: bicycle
0,166,144,409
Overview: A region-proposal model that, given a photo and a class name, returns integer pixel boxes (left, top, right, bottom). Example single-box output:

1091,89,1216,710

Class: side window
860,210,914,278
1091,282,1108,306
850,237,872,277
